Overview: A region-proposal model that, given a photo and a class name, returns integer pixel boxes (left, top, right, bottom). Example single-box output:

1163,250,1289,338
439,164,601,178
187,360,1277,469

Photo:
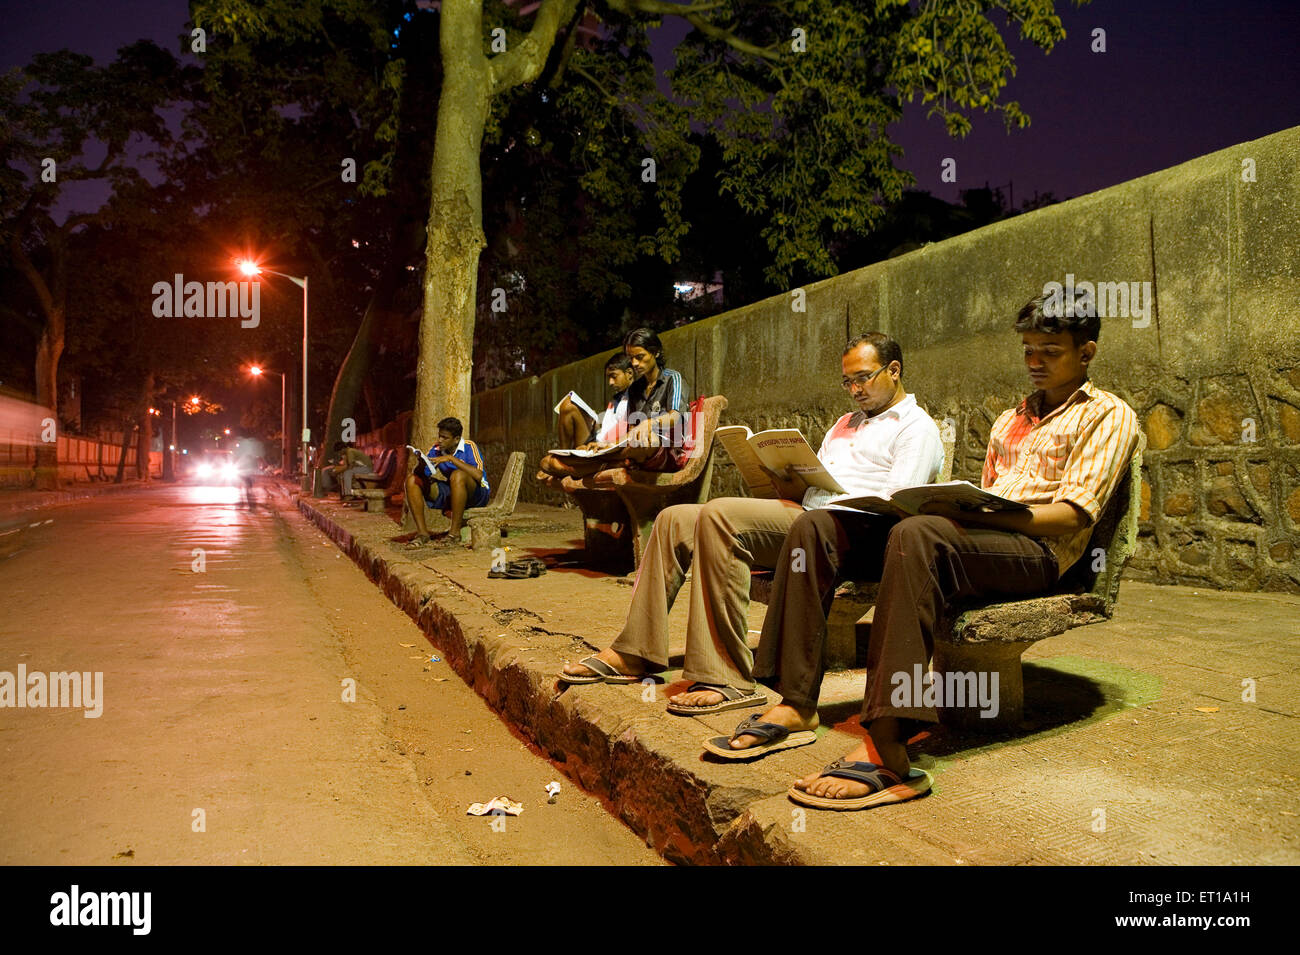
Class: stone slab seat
356,445,410,513
749,412,955,665
537,395,729,572
465,451,526,549
915,433,1146,729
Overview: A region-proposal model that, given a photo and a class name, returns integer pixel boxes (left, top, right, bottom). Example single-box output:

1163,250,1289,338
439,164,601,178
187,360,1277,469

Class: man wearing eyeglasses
559,332,945,716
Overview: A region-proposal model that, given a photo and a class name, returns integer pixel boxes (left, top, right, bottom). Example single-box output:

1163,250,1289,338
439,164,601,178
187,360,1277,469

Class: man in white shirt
558,334,944,714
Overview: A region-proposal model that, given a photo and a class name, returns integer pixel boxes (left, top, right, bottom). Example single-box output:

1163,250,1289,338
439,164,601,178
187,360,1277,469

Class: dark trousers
753,511,1059,725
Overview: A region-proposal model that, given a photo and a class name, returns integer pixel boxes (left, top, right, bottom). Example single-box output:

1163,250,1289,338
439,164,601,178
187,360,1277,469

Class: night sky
3,0,1299,215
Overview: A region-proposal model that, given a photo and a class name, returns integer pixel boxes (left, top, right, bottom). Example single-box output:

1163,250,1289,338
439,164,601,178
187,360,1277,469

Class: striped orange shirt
982,379,1140,575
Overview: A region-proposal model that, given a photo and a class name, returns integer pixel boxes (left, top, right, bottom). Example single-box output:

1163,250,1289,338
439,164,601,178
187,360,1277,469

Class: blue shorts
425,479,490,512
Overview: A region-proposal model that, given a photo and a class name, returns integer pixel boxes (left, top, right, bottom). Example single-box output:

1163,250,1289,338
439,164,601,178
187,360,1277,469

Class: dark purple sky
3,0,1299,213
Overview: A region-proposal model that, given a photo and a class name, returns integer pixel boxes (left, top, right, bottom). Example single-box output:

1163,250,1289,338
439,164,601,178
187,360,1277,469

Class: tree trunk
136,410,150,480
31,312,64,490
136,372,154,480
362,377,381,435
113,423,134,484
319,275,392,456
162,405,174,482
414,0,493,451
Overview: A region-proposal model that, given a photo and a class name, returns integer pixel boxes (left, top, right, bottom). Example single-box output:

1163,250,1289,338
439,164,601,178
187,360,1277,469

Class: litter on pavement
467,796,523,816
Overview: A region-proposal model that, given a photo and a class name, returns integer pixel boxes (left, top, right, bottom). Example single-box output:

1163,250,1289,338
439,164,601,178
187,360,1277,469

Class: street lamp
248,365,289,476
238,260,309,488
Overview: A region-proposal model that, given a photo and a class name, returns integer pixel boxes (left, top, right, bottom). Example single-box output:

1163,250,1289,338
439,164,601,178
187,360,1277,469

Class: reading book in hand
713,425,846,500
546,436,633,458
406,445,448,481
827,480,1028,516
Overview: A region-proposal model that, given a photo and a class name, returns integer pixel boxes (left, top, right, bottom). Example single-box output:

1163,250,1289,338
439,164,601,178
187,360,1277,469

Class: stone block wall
470,125,1300,592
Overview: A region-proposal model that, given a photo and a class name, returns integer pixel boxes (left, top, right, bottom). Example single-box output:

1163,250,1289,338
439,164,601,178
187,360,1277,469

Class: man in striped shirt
730,291,1140,811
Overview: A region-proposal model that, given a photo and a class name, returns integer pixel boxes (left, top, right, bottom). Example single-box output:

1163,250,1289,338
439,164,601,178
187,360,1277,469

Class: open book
406,445,448,482
826,480,1028,517
546,436,633,459
714,425,846,501
554,391,601,423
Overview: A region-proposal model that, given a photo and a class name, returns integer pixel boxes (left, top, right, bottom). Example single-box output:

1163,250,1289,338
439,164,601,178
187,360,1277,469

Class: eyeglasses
840,366,890,391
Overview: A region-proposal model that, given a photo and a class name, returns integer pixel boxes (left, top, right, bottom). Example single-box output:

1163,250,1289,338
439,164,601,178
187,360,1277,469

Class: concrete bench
928,436,1145,728
465,451,526,549
750,412,956,667
838,435,1147,729
537,395,729,572
353,447,399,511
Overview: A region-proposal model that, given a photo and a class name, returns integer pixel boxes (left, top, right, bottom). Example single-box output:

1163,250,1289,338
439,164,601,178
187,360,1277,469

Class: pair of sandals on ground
560,654,932,812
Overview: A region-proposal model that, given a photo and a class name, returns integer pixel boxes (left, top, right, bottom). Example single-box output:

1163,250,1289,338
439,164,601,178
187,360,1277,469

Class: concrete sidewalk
297,494,1300,865
0,478,159,516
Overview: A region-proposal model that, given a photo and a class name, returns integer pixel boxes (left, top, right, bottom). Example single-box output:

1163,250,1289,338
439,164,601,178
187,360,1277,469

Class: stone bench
750,413,956,668
465,451,527,549
536,395,729,572
846,435,1146,729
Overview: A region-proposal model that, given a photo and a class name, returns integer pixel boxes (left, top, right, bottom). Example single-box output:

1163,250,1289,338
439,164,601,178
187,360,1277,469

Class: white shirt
802,393,945,509
598,392,629,443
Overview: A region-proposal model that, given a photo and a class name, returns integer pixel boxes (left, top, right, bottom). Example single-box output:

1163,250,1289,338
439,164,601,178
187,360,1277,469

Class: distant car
192,450,240,485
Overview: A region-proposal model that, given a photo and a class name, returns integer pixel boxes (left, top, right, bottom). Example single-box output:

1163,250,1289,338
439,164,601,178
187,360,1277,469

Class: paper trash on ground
467,796,524,816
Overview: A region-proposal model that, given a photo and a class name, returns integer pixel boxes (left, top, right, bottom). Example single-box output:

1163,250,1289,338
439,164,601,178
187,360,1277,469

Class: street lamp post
249,366,289,476
238,262,309,489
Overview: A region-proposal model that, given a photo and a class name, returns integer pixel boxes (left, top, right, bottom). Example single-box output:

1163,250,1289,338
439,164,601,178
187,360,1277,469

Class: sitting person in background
404,417,490,547
553,353,636,452
538,327,687,480
324,441,374,499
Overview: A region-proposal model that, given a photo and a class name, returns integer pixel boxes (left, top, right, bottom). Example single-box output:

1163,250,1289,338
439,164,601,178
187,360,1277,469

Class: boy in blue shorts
404,416,490,547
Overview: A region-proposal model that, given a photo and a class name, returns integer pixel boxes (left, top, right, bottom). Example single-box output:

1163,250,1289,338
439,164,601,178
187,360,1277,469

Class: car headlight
196,463,212,477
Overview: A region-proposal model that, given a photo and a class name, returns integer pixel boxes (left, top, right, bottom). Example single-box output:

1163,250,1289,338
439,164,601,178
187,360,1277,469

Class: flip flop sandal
509,557,547,577
787,759,932,811
487,558,547,579
701,712,818,760
404,536,433,549
557,655,644,685
666,682,768,716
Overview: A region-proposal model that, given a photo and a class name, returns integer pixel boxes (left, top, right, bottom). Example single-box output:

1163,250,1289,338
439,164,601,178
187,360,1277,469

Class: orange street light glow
250,366,263,376
238,260,261,277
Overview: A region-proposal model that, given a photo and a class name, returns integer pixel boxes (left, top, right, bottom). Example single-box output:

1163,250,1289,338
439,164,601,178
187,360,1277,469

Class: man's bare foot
730,702,818,750
669,683,764,708
669,686,729,708
561,648,647,680
792,739,910,799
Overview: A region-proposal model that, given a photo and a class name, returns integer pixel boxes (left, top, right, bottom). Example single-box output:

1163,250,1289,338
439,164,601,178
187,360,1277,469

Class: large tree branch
607,0,781,61
571,63,618,104
9,222,56,323
59,140,127,183
683,13,782,61
608,0,729,15
489,0,581,96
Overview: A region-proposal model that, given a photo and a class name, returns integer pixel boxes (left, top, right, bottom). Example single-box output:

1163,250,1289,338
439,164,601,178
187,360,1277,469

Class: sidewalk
297,494,1300,865
0,478,158,516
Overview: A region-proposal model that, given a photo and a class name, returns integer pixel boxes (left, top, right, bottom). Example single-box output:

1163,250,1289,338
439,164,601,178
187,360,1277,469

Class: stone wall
470,125,1300,593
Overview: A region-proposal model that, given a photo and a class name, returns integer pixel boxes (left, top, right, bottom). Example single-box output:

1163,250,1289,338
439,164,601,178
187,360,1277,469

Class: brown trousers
611,498,806,688
753,511,1059,724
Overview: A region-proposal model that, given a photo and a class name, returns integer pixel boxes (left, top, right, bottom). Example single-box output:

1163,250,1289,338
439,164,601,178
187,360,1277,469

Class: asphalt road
0,480,662,865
